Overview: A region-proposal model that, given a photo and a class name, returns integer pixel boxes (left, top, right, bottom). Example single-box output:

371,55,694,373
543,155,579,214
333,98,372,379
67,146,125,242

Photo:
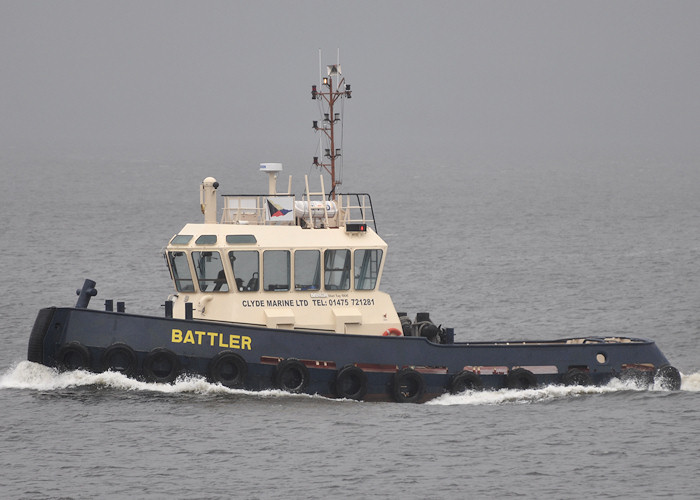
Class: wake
429,371,700,406
2,361,699,405
0,360,317,400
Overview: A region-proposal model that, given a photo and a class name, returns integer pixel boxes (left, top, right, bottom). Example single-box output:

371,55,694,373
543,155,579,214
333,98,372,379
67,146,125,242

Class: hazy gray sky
2,1,699,165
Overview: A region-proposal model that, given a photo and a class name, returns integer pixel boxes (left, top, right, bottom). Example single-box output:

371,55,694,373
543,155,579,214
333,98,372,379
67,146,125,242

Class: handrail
338,193,378,233
220,191,377,233
221,194,295,226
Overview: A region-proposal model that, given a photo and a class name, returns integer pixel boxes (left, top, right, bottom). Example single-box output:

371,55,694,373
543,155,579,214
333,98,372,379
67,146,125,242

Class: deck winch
400,312,448,344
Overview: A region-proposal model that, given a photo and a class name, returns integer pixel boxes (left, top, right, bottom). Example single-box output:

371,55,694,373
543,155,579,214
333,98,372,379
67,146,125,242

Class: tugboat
27,62,681,402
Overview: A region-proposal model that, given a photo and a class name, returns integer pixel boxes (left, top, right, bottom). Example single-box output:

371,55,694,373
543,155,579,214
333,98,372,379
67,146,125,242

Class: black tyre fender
561,368,592,387
392,368,425,403
507,368,537,390
143,348,180,383
101,343,138,376
208,351,248,388
275,359,310,393
450,370,484,394
56,342,92,371
654,364,681,391
334,364,368,400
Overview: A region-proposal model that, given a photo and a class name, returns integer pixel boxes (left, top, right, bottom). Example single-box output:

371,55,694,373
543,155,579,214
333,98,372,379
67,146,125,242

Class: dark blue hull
28,306,678,402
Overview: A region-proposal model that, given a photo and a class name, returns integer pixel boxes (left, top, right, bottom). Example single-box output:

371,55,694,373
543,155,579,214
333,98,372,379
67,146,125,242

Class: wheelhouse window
226,234,257,244
294,250,320,291
324,249,351,290
354,249,383,290
192,251,228,292
263,250,290,291
168,251,195,292
170,235,193,245
229,250,259,292
195,235,217,245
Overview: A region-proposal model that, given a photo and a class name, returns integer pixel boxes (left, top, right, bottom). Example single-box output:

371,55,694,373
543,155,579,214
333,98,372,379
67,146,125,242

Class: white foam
427,371,700,406
679,371,700,392
427,383,623,406
4,362,698,403
0,361,319,400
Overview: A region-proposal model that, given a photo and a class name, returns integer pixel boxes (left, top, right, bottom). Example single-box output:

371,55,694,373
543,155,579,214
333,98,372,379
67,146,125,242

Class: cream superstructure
164,166,401,335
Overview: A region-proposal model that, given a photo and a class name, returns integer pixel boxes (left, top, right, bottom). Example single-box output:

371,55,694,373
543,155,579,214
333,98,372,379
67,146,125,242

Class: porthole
596,352,608,364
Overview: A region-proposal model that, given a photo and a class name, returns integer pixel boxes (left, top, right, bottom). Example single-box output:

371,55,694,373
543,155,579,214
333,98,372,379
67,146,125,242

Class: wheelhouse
166,233,385,295
162,173,400,335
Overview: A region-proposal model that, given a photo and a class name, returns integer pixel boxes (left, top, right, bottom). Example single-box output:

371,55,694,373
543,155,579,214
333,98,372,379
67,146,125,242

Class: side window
354,249,383,290
294,250,320,291
263,250,290,291
168,251,195,292
192,251,228,292
324,249,351,290
229,250,259,291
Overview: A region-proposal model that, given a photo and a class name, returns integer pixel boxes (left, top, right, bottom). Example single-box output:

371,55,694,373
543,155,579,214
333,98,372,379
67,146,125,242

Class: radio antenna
310,50,351,200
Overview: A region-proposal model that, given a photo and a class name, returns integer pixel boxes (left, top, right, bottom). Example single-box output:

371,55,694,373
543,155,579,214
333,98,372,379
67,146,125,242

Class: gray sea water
2,154,700,499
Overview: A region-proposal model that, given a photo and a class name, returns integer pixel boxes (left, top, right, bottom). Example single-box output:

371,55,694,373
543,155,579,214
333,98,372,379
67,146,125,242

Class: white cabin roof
169,223,387,250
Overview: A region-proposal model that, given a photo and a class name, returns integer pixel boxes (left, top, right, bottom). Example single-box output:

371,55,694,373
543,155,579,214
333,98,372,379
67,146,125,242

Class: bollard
75,279,98,308
444,327,455,345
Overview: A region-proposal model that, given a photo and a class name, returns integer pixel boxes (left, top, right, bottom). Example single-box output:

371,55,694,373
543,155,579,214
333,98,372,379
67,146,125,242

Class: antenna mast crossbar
311,61,351,200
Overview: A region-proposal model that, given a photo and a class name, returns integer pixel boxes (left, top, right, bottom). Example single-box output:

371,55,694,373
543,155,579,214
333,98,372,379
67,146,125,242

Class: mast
311,59,351,200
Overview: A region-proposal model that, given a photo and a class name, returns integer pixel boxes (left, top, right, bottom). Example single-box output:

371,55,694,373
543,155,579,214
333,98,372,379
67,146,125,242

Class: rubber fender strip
27,307,56,363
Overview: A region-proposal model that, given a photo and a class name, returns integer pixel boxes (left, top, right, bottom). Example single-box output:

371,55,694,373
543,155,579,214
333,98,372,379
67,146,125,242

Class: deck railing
220,192,377,232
